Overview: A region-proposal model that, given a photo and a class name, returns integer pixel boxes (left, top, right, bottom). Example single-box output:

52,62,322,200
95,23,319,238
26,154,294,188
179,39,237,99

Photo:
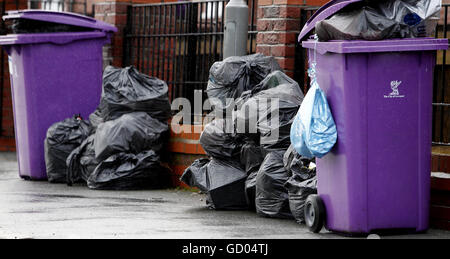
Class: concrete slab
0,152,449,239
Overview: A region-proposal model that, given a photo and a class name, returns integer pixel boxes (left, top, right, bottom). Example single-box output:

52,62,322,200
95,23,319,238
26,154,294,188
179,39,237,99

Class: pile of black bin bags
44,66,172,190
181,54,318,224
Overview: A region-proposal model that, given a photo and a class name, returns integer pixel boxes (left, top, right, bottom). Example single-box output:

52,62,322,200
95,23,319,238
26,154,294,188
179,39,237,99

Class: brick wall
256,0,301,78
94,0,131,68
254,0,327,78
431,173,450,230
166,124,207,187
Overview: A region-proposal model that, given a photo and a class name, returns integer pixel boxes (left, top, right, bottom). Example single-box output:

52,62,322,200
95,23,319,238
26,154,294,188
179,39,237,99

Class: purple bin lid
302,38,449,54
3,9,117,33
298,0,361,42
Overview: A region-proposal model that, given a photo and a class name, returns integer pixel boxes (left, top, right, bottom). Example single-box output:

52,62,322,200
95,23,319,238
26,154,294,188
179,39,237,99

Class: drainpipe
223,0,248,59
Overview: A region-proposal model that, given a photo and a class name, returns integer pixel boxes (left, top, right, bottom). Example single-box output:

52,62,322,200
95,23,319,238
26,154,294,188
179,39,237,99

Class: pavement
0,152,449,239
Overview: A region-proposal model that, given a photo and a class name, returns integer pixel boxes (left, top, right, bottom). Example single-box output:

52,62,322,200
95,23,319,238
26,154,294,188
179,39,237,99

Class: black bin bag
315,0,441,41
255,150,293,219
240,142,265,175
236,71,303,151
67,134,98,185
94,112,168,161
44,115,91,183
283,145,315,181
89,101,107,131
87,150,172,190
206,53,281,111
180,158,210,192
245,170,259,211
199,119,242,160
99,66,171,122
6,19,92,34
235,71,303,145
285,176,317,224
240,142,265,210
181,158,248,210
284,145,317,224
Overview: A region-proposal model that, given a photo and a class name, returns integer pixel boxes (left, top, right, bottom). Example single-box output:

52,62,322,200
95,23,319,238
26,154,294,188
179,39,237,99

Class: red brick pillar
94,0,131,68
255,0,304,78
255,0,327,78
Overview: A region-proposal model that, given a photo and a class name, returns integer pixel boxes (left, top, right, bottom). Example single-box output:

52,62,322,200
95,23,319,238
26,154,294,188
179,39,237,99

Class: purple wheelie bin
298,0,449,235
0,10,117,180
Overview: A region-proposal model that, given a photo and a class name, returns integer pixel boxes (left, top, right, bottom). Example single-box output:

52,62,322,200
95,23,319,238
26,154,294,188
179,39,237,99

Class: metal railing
27,0,90,16
433,4,449,146
123,0,258,102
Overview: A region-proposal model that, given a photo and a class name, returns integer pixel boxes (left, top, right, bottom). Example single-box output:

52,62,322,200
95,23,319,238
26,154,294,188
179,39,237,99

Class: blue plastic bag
290,40,337,159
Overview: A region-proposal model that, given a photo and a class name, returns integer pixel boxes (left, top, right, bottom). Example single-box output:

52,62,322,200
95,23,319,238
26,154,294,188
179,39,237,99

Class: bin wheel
304,194,325,233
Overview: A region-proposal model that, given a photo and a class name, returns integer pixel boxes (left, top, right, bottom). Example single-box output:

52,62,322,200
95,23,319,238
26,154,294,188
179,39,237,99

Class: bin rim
298,0,361,43
0,31,110,46
301,37,449,54
3,9,117,33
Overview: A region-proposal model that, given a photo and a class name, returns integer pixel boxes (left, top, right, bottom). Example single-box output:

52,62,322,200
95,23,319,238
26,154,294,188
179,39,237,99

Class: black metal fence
123,0,257,102
433,4,449,146
27,0,90,16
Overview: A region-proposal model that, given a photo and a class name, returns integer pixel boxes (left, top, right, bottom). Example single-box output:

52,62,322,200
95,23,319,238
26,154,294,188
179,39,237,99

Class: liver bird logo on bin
390,80,402,96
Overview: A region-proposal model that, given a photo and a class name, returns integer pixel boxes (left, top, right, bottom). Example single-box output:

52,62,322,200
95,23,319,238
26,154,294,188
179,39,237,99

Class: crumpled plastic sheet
316,0,441,41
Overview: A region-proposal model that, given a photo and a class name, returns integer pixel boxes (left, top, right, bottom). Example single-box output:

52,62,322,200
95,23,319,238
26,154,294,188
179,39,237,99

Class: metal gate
433,4,449,146
123,0,258,103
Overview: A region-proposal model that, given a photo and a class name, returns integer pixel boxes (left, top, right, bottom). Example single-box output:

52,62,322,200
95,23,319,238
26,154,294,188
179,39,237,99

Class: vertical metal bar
203,2,210,85
164,5,172,84
202,2,208,89
140,6,147,73
183,3,191,100
142,6,148,74
212,1,219,62
439,6,448,142
170,5,177,100
220,1,225,60
136,7,142,70
173,4,181,100
147,6,152,74
249,0,256,53
195,2,201,91
181,3,190,99
130,7,134,67
156,5,163,78
208,1,214,76
167,5,173,100
176,3,184,99
161,5,167,81
123,5,133,67
151,6,157,76
189,3,199,99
